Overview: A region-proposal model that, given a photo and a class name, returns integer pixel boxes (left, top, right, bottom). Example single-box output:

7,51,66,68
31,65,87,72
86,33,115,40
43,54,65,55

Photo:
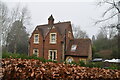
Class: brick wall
29,29,43,57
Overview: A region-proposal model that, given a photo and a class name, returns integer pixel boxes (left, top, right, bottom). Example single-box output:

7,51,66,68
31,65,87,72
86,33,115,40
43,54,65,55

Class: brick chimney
48,15,54,25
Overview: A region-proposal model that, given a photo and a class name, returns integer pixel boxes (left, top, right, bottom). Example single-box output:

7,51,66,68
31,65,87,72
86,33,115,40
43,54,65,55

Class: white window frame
33,48,39,57
48,50,57,61
68,31,71,38
71,45,77,51
34,34,39,44
50,33,57,44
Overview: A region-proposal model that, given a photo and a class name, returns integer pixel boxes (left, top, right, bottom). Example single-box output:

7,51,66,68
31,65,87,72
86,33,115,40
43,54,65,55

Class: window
66,56,74,63
33,49,39,57
50,33,57,44
48,50,57,60
34,34,39,44
71,45,77,51
68,31,71,38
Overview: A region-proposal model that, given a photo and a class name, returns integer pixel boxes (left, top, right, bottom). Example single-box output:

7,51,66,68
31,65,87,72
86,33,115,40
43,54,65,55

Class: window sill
34,42,39,44
49,42,56,44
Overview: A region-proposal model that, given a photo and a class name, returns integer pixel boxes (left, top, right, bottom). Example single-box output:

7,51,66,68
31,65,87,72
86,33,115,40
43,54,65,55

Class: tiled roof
36,21,72,38
65,39,91,57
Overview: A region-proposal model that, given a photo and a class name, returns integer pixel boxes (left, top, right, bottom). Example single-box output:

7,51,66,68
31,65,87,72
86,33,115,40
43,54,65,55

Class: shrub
70,61,78,65
85,62,103,68
79,60,85,66
2,52,46,62
107,64,120,70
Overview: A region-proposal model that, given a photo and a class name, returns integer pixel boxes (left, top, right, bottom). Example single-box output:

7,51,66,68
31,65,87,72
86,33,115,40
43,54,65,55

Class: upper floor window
71,45,77,51
48,50,57,61
33,48,39,57
50,33,57,44
34,34,39,44
68,31,71,38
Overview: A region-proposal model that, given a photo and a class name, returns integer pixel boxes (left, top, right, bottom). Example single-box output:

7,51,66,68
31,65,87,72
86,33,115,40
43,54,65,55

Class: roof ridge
36,21,71,27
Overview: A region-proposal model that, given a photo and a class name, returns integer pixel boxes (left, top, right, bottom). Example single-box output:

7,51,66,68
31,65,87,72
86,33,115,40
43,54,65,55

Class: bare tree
99,26,117,39
0,1,10,46
95,0,120,58
95,0,120,24
6,5,31,54
72,24,88,39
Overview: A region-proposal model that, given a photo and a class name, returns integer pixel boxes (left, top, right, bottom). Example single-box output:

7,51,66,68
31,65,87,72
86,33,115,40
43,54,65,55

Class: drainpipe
43,39,45,58
64,29,67,60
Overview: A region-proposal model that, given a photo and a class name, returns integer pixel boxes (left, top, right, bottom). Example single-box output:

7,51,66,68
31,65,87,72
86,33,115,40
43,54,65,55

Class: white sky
2,0,108,38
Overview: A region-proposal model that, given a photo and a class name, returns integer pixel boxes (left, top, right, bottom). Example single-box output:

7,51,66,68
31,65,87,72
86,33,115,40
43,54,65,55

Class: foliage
79,60,85,66
69,61,78,65
92,46,97,58
78,61,120,70
95,0,120,58
2,52,120,70
93,53,102,58
6,20,29,54
2,52,27,59
85,62,103,68
2,52,58,63
2,58,120,79
111,47,119,58
93,26,119,58
1,1,31,54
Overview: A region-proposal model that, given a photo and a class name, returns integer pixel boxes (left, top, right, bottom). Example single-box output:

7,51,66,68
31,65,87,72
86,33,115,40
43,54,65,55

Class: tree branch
95,13,117,25
102,6,114,17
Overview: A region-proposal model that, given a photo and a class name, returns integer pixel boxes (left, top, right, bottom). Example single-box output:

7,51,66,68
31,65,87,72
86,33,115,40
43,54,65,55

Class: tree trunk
118,30,120,58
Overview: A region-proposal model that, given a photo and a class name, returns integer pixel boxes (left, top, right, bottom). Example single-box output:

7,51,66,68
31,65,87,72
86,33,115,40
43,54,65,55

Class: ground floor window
48,50,57,60
33,48,39,57
66,56,74,63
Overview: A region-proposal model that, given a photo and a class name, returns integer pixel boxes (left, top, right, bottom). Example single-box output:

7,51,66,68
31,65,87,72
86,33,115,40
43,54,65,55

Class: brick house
29,15,92,63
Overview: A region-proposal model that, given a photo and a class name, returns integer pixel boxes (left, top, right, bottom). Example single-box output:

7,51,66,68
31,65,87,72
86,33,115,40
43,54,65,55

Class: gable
35,21,72,39
45,25,62,40
29,28,43,43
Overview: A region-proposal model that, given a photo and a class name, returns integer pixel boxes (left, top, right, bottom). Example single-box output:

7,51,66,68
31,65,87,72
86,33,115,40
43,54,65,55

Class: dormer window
50,33,57,44
34,34,39,44
71,45,77,51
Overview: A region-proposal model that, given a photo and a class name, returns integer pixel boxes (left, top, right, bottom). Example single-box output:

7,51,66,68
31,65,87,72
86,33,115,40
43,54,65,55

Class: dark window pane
53,51,56,60
50,51,52,59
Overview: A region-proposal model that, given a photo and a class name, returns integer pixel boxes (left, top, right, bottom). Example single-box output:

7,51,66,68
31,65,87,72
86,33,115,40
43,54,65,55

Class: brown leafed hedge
1,58,120,80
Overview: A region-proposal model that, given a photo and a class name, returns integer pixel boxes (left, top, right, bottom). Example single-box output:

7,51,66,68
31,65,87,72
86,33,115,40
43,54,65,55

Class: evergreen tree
7,20,29,54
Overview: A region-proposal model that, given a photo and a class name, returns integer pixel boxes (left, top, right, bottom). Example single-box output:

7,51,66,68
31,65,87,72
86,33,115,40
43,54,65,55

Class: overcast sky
2,0,108,38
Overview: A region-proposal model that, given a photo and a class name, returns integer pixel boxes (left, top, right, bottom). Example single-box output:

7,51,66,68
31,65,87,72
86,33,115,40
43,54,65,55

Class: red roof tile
65,39,91,56
36,21,72,39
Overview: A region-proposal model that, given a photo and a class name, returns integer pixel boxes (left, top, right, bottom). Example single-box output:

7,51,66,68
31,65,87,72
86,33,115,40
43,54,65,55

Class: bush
106,64,120,70
93,53,101,58
2,52,28,59
69,61,78,65
2,52,59,63
79,60,85,66
85,62,103,68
